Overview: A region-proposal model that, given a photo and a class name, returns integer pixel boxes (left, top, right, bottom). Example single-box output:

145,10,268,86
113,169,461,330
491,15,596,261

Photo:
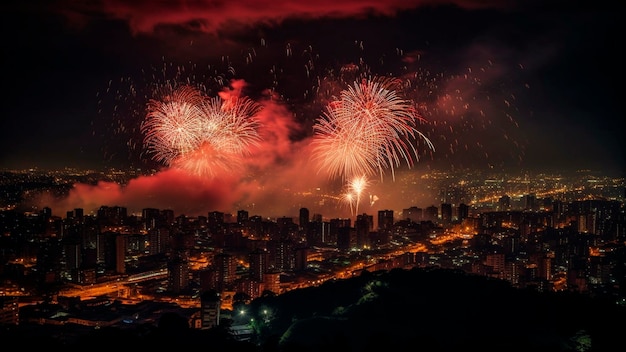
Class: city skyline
3,1,623,219
4,167,623,228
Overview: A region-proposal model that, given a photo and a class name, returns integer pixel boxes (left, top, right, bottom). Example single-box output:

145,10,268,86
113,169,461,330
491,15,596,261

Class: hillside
1,267,623,351
249,267,624,351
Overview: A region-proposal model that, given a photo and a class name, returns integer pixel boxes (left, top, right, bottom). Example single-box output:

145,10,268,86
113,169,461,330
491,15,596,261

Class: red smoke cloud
34,79,336,219
55,0,516,35
35,169,244,217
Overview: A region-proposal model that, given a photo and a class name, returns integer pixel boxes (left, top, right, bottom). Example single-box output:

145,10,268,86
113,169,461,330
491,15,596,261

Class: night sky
2,0,624,217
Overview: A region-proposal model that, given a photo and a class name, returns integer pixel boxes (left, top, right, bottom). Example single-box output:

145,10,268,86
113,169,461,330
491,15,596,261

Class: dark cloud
53,0,516,35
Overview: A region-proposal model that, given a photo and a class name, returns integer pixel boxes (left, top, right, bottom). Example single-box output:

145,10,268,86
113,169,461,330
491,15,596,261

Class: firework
311,76,434,182
141,85,207,165
347,175,368,215
141,85,262,177
196,95,263,155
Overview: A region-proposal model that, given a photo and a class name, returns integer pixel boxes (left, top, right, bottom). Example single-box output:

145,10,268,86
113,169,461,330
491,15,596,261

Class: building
200,290,221,329
0,297,18,325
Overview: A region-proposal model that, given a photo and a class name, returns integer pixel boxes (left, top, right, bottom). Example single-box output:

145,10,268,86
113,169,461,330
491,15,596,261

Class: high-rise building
402,206,423,223
237,278,263,301
237,209,249,225
142,208,161,231
485,252,505,279
77,267,96,285
263,271,281,295
424,205,439,223
161,209,175,226
0,297,19,326
115,233,126,274
336,227,355,252
276,217,297,241
267,239,295,272
299,208,310,230
537,255,553,281
213,252,237,291
73,207,83,219
377,210,394,231
294,247,308,272
329,218,351,245
522,193,537,211
356,213,374,249
198,268,216,292
63,241,81,281
167,256,189,293
498,195,511,210
457,203,469,222
148,227,170,255
248,248,268,282
96,231,118,271
440,203,453,224
200,290,221,329
97,205,127,226
208,211,225,235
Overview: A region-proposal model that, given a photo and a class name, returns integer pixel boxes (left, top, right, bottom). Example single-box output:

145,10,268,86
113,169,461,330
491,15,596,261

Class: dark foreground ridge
2,267,623,351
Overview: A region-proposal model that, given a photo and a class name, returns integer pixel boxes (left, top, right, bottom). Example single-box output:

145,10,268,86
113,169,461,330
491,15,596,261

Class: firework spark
141,85,262,177
311,76,434,182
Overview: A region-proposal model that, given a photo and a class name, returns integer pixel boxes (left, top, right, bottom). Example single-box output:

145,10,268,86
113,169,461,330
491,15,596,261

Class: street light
263,309,269,323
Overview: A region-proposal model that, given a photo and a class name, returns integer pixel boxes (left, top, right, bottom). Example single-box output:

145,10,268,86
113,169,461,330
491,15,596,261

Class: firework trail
311,76,434,182
141,85,262,178
345,175,368,216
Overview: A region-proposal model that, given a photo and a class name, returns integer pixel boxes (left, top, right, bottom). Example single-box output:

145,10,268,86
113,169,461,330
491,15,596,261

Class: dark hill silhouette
249,267,624,351
1,267,623,351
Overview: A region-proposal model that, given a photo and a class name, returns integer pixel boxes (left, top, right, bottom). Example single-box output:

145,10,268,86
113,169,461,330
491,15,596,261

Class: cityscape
1,166,624,349
3,0,624,350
